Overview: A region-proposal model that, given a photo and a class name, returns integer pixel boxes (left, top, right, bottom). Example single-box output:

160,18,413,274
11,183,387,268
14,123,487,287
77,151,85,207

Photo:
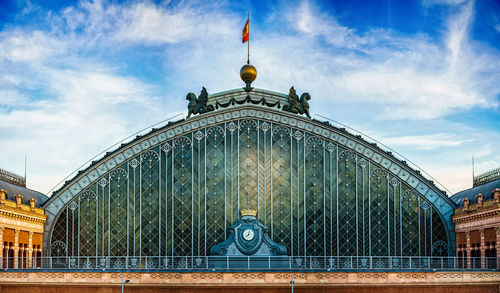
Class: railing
474,166,500,186
1,256,498,271
0,168,26,187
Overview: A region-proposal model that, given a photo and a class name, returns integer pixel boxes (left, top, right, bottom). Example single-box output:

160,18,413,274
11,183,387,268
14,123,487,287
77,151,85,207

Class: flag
242,19,249,43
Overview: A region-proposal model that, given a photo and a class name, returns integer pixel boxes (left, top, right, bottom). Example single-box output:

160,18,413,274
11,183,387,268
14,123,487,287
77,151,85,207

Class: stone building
452,168,500,269
0,168,48,269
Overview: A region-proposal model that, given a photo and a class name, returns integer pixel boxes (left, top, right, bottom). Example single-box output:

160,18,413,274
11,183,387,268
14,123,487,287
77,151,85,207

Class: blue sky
0,0,499,195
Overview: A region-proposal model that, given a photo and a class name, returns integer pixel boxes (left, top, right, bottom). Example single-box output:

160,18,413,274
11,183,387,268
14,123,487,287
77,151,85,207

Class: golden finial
240,208,257,217
240,64,257,92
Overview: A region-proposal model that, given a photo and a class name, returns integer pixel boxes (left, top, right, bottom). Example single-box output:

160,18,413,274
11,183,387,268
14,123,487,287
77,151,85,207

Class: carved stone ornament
210,211,287,257
15,194,23,208
463,197,469,211
476,193,484,208
186,87,214,118
0,189,6,204
29,198,36,211
493,188,500,203
282,86,311,118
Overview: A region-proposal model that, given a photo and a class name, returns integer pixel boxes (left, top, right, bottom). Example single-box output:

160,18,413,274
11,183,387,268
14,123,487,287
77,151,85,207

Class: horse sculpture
282,86,311,118
186,87,214,118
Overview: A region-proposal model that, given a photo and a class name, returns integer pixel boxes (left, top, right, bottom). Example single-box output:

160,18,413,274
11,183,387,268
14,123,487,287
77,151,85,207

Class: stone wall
1,286,499,293
0,271,498,292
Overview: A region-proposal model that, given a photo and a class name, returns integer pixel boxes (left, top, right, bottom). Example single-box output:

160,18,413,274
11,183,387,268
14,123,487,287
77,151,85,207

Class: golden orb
240,64,257,84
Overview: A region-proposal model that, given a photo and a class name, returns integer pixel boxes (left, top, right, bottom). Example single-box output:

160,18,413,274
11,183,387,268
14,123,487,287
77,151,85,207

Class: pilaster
28,231,33,268
496,227,500,260
466,231,471,268
480,229,485,268
13,229,19,269
0,227,3,268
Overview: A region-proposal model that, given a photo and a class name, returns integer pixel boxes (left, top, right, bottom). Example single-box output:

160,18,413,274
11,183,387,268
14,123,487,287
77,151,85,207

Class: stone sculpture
186,87,214,118
283,86,311,118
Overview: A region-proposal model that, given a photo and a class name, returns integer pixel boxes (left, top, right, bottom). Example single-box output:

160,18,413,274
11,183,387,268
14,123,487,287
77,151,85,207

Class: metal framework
48,116,451,261
4,256,499,271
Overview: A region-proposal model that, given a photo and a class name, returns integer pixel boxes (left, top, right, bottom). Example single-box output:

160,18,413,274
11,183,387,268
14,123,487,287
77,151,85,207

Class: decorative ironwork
214,94,282,110
129,158,140,169
68,201,78,211
473,166,500,186
227,122,238,133
49,119,450,259
293,130,303,141
210,213,287,256
259,122,270,133
194,130,205,142
0,168,26,187
357,158,368,169
161,143,172,153
325,142,336,153
98,178,108,188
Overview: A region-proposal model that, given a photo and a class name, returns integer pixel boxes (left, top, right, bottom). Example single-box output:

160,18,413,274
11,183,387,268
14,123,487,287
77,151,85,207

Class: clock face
242,229,254,241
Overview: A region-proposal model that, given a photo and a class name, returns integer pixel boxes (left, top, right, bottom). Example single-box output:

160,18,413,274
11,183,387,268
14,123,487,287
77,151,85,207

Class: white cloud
0,90,29,106
114,2,235,44
422,0,470,6
445,0,474,73
0,30,66,62
292,1,356,47
255,0,499,120
48,0,238,46
0,0,499,197
0,62,169,193
378,133,471,150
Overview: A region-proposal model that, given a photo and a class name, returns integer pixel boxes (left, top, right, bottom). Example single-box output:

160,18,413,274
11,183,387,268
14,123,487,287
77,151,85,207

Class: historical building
0,64,499,292
0,168,47,269
42,66,456,263
452,168,500,269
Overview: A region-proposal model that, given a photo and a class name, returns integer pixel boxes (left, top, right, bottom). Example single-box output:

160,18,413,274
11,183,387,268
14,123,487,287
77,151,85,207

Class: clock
243,229,254,241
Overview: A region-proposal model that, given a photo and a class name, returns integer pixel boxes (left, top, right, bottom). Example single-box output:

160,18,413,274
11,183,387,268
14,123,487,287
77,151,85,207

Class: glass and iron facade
42,88,457,261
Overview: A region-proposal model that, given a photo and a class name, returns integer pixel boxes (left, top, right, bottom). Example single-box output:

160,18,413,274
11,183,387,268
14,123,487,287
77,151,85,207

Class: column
36,246,42,268
0,227,4,268
466,231,471,268
496,227,500,262
28,232,33,268
13,229,19,269
19,245,25,268
480,229,486,268
5,244,10,268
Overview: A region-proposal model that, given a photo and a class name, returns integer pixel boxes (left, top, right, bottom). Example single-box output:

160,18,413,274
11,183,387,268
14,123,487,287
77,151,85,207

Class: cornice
452,208,500,224
0,204,47,224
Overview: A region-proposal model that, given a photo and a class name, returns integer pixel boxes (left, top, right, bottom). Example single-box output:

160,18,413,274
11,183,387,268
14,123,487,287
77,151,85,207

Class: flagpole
247,10,250,64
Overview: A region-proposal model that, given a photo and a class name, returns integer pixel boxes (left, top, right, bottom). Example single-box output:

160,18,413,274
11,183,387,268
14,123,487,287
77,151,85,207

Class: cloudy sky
0,0,499,196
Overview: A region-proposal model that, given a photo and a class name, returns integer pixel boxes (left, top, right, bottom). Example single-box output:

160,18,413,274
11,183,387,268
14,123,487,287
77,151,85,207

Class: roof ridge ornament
186,87,214,118
283,86,311,118
240,63,257,92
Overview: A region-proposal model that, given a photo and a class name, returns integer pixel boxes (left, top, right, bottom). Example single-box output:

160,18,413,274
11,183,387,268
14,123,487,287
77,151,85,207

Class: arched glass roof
42,87,457,260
